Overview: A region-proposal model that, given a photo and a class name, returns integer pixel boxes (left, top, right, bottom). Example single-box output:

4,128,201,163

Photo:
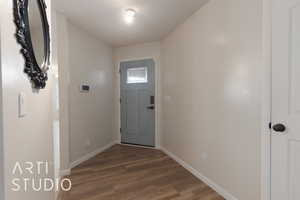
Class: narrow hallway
0,0,282,199
60,145,224,200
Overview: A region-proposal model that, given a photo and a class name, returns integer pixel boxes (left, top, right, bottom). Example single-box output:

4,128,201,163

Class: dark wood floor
60,144,224,200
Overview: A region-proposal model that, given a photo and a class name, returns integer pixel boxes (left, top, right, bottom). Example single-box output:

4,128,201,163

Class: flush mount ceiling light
124,8,136,24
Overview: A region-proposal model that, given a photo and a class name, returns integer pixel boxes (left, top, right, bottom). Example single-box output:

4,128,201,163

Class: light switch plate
18,92,27,118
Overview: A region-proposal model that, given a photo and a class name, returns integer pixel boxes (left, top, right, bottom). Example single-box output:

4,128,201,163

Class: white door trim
262,0,272,199
0,25,4,200
116,56,161,149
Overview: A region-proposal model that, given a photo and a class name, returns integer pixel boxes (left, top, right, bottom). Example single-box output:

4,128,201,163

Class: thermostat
80,84,90,93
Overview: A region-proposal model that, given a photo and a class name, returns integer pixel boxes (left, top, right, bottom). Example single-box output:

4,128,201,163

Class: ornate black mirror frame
13,0,50,89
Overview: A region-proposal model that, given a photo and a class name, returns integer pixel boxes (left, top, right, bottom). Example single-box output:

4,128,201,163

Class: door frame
0,23,4,200
262,0,272,199
116,57,160,148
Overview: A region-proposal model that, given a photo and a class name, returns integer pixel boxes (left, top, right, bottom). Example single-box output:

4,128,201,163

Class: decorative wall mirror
14,0,50,89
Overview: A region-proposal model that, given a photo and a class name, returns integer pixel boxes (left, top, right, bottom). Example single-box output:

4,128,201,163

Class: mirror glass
28,0,45,66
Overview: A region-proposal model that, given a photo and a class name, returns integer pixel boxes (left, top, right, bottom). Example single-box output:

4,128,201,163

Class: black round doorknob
272,123,286,132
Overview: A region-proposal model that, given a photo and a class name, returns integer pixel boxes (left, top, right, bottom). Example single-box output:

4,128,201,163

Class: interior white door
271,0,300,199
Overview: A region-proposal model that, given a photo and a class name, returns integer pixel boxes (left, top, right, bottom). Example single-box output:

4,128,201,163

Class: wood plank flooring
60,144,224,200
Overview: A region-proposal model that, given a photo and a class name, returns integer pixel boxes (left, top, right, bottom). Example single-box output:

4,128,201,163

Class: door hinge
120,128,122,133
119,68,121,74
120,98,122,104
269,122,272,130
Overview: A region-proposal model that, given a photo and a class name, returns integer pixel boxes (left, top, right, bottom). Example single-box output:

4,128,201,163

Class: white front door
271,0,300,199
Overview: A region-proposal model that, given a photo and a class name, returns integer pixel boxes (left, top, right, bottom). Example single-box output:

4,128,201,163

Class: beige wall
0,0,55,199
67,22,114,164
113,42,161,146
161,0,262,199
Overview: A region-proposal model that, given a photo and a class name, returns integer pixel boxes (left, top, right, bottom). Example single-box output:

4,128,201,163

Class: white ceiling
53,0,208,47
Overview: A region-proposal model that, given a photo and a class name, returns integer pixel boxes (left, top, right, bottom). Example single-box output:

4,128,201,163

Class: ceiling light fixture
124,9,136,24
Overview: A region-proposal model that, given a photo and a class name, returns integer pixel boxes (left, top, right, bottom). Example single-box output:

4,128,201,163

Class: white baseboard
70,141,117,169
119,142,157,150
60,168,71,177
160,147,238,200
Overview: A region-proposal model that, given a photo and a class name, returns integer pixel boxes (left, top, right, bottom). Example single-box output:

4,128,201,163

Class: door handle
147,105,155,110
272,123,286,132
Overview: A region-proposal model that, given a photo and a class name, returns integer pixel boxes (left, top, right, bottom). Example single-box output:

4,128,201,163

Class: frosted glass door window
127,67,148,84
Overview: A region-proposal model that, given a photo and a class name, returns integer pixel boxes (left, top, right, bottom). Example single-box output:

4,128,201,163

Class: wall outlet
164,95,171,102
85,139,91,148
201,152,208,160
